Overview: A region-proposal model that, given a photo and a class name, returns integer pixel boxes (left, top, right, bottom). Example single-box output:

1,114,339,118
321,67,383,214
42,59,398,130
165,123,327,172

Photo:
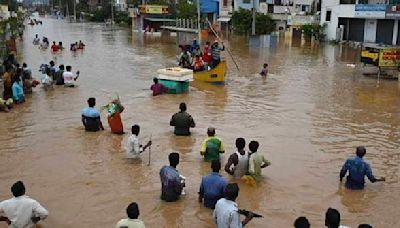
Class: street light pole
197,0,201,43
111,0,114,24
251,0,256,35
73,0,77,22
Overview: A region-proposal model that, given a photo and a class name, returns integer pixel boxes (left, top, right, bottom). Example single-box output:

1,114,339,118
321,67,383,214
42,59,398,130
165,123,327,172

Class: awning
144,18,175,22
217,17,231,22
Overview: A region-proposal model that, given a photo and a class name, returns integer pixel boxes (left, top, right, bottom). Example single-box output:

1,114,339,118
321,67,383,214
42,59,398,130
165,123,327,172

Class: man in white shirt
62,65,79,87
325,208,350,228
213,183,253,228
115,202,145,228
126,125,151,159
0,181,48,228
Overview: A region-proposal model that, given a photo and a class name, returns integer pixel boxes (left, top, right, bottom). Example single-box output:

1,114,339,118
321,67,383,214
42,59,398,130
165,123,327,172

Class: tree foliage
255,13,276,35
231,8,252,34
176,0,197,19
232,8,275,35
301,24,325,41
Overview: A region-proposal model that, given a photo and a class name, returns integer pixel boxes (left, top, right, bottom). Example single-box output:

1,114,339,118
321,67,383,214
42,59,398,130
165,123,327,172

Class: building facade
321,0,400,44
231,0,318,29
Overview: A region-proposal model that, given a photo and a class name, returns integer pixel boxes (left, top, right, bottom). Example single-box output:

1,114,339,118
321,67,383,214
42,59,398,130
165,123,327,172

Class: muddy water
0,18,399,228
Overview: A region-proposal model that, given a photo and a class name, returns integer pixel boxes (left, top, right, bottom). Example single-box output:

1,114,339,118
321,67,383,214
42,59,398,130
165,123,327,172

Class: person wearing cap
200,127,224,162
211,40,224,68
340,146,385,190
0,181,48,227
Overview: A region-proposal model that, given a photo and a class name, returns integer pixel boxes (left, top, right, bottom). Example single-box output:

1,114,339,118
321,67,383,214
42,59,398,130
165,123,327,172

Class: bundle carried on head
102,98,124,117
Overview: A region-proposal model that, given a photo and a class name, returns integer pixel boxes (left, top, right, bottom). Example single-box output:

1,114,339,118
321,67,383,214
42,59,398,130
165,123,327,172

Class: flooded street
0,18,399,227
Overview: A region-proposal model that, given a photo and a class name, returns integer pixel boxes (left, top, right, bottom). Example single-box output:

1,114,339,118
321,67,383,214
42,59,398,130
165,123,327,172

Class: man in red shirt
150,78,168,96
51,41,59,52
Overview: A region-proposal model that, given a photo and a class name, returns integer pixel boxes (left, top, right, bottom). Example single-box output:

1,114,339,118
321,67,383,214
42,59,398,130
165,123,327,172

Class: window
268,4,274,13
223,0,228,6
243,0,251,3
340,0,356,4
326,10,331,21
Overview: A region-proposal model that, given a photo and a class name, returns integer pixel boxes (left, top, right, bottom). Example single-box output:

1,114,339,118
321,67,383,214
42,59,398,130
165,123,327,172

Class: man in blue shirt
160,153,184,202
199,160,227,209
81,97,104,132
340,146,385,190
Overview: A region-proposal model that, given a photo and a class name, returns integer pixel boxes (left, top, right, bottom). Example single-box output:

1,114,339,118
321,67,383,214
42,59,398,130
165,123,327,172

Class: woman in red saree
105,99,125,134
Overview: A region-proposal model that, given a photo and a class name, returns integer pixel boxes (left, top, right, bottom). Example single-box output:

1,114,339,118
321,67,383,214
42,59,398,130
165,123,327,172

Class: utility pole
111,0,114,25
58,0,62,17
197,0,201,42
73,0,77,22
251,0,256,35
66,2,70,22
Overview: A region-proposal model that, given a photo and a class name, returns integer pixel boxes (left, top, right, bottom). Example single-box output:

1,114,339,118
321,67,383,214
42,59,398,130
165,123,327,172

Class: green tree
231,8,252,34
256,13,275,35
301,23,326,41
176,0,196,19
232,8,275,35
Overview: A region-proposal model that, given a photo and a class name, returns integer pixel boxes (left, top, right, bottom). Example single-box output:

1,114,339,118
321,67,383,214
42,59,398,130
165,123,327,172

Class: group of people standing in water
32,34,85,52
0,54,37,111
77,92,385,228
0,55,80,112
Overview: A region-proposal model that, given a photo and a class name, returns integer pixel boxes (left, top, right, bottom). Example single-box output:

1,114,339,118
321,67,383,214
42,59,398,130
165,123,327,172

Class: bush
89,9,107,22
301,24,326,41
232,8,275,35
114,11,132,25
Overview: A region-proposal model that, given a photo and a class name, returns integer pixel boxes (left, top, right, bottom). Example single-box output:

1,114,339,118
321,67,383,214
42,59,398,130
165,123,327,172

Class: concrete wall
321,0,355,41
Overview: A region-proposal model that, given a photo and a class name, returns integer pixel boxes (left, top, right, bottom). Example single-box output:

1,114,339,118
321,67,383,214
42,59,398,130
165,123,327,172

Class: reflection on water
0,18,399,228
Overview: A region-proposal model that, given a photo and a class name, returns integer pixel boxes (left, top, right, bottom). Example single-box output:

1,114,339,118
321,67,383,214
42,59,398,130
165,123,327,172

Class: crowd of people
0,55,35,111
0,55,80,112
0,19,385,228
178,38,224,72
75,97,385,228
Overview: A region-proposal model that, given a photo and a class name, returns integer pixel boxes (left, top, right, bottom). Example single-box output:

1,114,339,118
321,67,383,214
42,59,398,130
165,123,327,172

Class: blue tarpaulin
200,0,219,13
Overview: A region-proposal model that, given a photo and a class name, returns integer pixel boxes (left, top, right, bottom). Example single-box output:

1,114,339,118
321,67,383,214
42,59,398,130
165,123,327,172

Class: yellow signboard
146,5,163,14
139,5,168,14
378,48,400,67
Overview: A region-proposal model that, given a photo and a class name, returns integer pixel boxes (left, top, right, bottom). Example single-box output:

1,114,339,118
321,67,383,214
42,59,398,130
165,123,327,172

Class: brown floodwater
0,18,399,228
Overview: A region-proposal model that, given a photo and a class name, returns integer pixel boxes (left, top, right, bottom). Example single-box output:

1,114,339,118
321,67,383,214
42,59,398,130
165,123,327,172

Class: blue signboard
355,4,386,18
355,4,386,11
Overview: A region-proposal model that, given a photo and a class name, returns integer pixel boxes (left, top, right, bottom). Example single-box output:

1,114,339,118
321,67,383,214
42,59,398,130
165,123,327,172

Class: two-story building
321,0,400,44
231,0,318,29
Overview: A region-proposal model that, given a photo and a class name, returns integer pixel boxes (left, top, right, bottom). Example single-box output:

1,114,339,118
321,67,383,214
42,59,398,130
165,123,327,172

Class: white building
226,0,318,30
321,0,400,44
